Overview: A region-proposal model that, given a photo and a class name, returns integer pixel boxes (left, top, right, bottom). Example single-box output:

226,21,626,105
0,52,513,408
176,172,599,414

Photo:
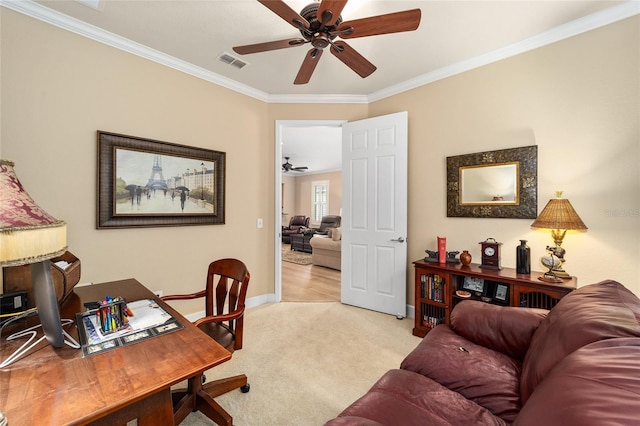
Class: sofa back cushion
520,280,640,403
451,300,547,361
318,215,341,232
515,338,640,426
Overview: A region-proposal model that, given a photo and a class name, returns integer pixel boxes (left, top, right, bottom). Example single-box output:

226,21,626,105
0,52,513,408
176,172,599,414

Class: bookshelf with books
412,259,577,337
413,268,451,337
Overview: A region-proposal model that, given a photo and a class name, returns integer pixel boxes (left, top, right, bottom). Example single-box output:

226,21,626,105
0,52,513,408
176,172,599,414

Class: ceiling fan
233,0,421,85
282,157,309,172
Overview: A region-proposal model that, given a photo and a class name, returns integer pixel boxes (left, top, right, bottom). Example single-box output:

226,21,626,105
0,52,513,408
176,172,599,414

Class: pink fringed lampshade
0,159,67,267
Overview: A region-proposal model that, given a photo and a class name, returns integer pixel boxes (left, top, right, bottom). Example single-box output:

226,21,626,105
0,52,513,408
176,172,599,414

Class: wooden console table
0,278,231,425
412,260,577,337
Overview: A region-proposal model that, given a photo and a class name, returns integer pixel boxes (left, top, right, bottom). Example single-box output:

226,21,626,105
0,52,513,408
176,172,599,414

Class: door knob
390,237,405,243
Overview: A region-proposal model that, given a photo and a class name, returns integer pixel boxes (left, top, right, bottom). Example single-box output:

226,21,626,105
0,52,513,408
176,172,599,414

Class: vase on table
460,250,472,266
516,240,531,274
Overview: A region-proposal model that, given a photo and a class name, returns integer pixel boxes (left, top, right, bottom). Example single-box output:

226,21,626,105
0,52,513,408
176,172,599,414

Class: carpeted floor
181,302,421,425
281,243,312,265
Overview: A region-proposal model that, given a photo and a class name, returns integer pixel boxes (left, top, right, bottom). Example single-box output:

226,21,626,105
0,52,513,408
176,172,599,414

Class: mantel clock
479,238,502,270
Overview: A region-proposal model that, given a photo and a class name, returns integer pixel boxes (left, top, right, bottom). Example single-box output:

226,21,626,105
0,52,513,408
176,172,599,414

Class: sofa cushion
332,227,342,241
400,325,522,422
515,338,640,426
450,300,547,361
520,280,640,403
326,369,507,426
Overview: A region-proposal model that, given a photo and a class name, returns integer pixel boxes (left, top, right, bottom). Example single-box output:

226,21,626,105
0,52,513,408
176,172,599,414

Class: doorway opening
275,120,345,303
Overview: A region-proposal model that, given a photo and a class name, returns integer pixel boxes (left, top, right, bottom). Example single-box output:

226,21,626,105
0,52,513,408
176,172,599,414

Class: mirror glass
460,162,519,205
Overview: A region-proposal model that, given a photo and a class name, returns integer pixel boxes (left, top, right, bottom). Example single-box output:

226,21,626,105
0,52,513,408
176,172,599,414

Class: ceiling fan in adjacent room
282,157,308,172
233,0,421,84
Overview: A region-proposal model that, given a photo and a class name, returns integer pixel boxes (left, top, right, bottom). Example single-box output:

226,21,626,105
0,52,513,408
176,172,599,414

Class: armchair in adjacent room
314,215,341,235
282,215,310,243
162,258,251,426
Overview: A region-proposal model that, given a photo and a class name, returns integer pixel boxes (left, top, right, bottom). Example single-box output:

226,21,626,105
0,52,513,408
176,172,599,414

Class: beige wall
371,16,640,299
1,9,638,314
282,174,296,222
0,9,272,313
282,171,343,227
292,171,342,227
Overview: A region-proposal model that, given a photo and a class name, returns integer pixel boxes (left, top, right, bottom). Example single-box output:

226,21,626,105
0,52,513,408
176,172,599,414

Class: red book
437,237,446,264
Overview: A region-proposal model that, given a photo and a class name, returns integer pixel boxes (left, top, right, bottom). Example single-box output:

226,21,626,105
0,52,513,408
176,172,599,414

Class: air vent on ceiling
75,0,101,10
217,52,248,70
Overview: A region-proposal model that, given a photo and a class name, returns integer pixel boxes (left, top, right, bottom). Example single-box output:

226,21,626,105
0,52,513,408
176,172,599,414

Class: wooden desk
0,278,231,425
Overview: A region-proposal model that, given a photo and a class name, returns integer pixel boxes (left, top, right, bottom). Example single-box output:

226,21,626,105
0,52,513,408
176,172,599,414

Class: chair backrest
318,215,341,232
289,215,310,228
205,258,250,320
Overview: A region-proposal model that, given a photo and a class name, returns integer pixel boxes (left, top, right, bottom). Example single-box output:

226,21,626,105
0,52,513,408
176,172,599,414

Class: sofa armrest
450,300,547,360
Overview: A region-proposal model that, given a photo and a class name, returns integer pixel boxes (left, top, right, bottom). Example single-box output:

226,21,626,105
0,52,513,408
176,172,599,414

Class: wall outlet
257,218,263,228
153,290,163,297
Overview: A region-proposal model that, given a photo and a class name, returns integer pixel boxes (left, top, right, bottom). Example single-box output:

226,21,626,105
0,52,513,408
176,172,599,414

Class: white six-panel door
341,112,408,317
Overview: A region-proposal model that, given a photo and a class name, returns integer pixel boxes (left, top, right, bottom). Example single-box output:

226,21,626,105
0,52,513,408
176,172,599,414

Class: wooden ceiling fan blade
294,48,323,85
258,0,310,31
330,41,376,78
338,9,421,38
233,38,306,55
317,0,348,27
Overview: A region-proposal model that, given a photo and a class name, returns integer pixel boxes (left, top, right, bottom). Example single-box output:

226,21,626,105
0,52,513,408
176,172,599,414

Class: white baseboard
184,294,414,322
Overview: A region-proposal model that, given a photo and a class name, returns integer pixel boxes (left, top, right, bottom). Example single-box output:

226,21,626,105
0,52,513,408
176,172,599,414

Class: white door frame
274,119,347,302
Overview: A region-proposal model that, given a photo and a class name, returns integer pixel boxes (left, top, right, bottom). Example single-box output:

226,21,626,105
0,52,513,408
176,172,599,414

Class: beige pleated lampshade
531,193,588,231
0,159,67,267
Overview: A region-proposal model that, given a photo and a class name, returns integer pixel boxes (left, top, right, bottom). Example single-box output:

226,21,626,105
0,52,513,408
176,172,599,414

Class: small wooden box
2,251,81,308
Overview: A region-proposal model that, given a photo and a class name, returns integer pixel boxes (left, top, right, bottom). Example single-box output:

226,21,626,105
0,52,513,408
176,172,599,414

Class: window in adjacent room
312,180,329,222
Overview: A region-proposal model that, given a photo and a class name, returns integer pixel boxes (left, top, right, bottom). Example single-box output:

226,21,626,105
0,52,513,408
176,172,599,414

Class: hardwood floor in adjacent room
281,260,340,302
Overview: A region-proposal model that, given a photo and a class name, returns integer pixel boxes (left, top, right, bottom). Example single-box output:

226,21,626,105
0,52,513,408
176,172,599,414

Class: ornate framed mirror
447,145,537,218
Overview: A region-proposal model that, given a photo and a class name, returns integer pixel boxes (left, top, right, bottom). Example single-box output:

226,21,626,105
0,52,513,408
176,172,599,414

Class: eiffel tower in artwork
146,155,168,190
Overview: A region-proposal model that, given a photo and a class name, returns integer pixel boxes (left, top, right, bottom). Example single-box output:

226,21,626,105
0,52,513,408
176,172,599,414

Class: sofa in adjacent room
310,228,341,270
325,280,640,426
313,215,341,235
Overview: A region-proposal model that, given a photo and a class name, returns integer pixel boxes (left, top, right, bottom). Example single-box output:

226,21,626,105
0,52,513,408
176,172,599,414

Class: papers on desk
76,298,183,357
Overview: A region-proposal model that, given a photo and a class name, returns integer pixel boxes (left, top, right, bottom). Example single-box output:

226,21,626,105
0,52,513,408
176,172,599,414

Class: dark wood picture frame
462,276,485,293
447,145,537,218
494,283,509,302
97,131,225,229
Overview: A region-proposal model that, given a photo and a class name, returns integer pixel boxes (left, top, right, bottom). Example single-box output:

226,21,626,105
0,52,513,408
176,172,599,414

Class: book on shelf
420,274,445,303
422,315,444,328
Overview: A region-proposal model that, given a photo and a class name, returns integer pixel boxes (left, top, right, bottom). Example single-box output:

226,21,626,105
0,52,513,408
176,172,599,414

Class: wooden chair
162,258,250,426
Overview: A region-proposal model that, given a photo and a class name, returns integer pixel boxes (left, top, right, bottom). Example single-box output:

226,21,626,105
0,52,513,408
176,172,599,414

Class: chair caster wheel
240,384,250,393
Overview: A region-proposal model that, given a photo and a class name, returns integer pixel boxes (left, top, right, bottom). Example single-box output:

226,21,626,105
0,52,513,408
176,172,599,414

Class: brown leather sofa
325,280,640,426
282,215,310,243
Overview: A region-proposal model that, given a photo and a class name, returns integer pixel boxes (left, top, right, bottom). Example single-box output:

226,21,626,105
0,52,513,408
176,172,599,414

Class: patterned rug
281,243,312,265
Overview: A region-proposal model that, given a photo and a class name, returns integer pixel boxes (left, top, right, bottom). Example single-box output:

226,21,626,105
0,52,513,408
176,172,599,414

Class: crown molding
267,93,369,104
2,0,638,105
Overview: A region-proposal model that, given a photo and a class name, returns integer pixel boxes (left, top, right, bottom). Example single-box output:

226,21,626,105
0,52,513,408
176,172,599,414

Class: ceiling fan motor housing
299,3,342,42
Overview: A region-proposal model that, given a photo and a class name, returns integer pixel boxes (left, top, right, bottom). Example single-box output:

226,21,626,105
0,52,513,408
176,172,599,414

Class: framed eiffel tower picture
97,131,225,228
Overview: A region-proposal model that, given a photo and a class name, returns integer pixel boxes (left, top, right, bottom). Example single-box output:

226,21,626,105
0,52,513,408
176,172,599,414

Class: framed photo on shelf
494,283,509,302
97,131,226,228
462,276,485,293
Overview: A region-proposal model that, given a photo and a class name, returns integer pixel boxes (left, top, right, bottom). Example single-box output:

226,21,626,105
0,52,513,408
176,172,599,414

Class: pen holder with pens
98,297,130,334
